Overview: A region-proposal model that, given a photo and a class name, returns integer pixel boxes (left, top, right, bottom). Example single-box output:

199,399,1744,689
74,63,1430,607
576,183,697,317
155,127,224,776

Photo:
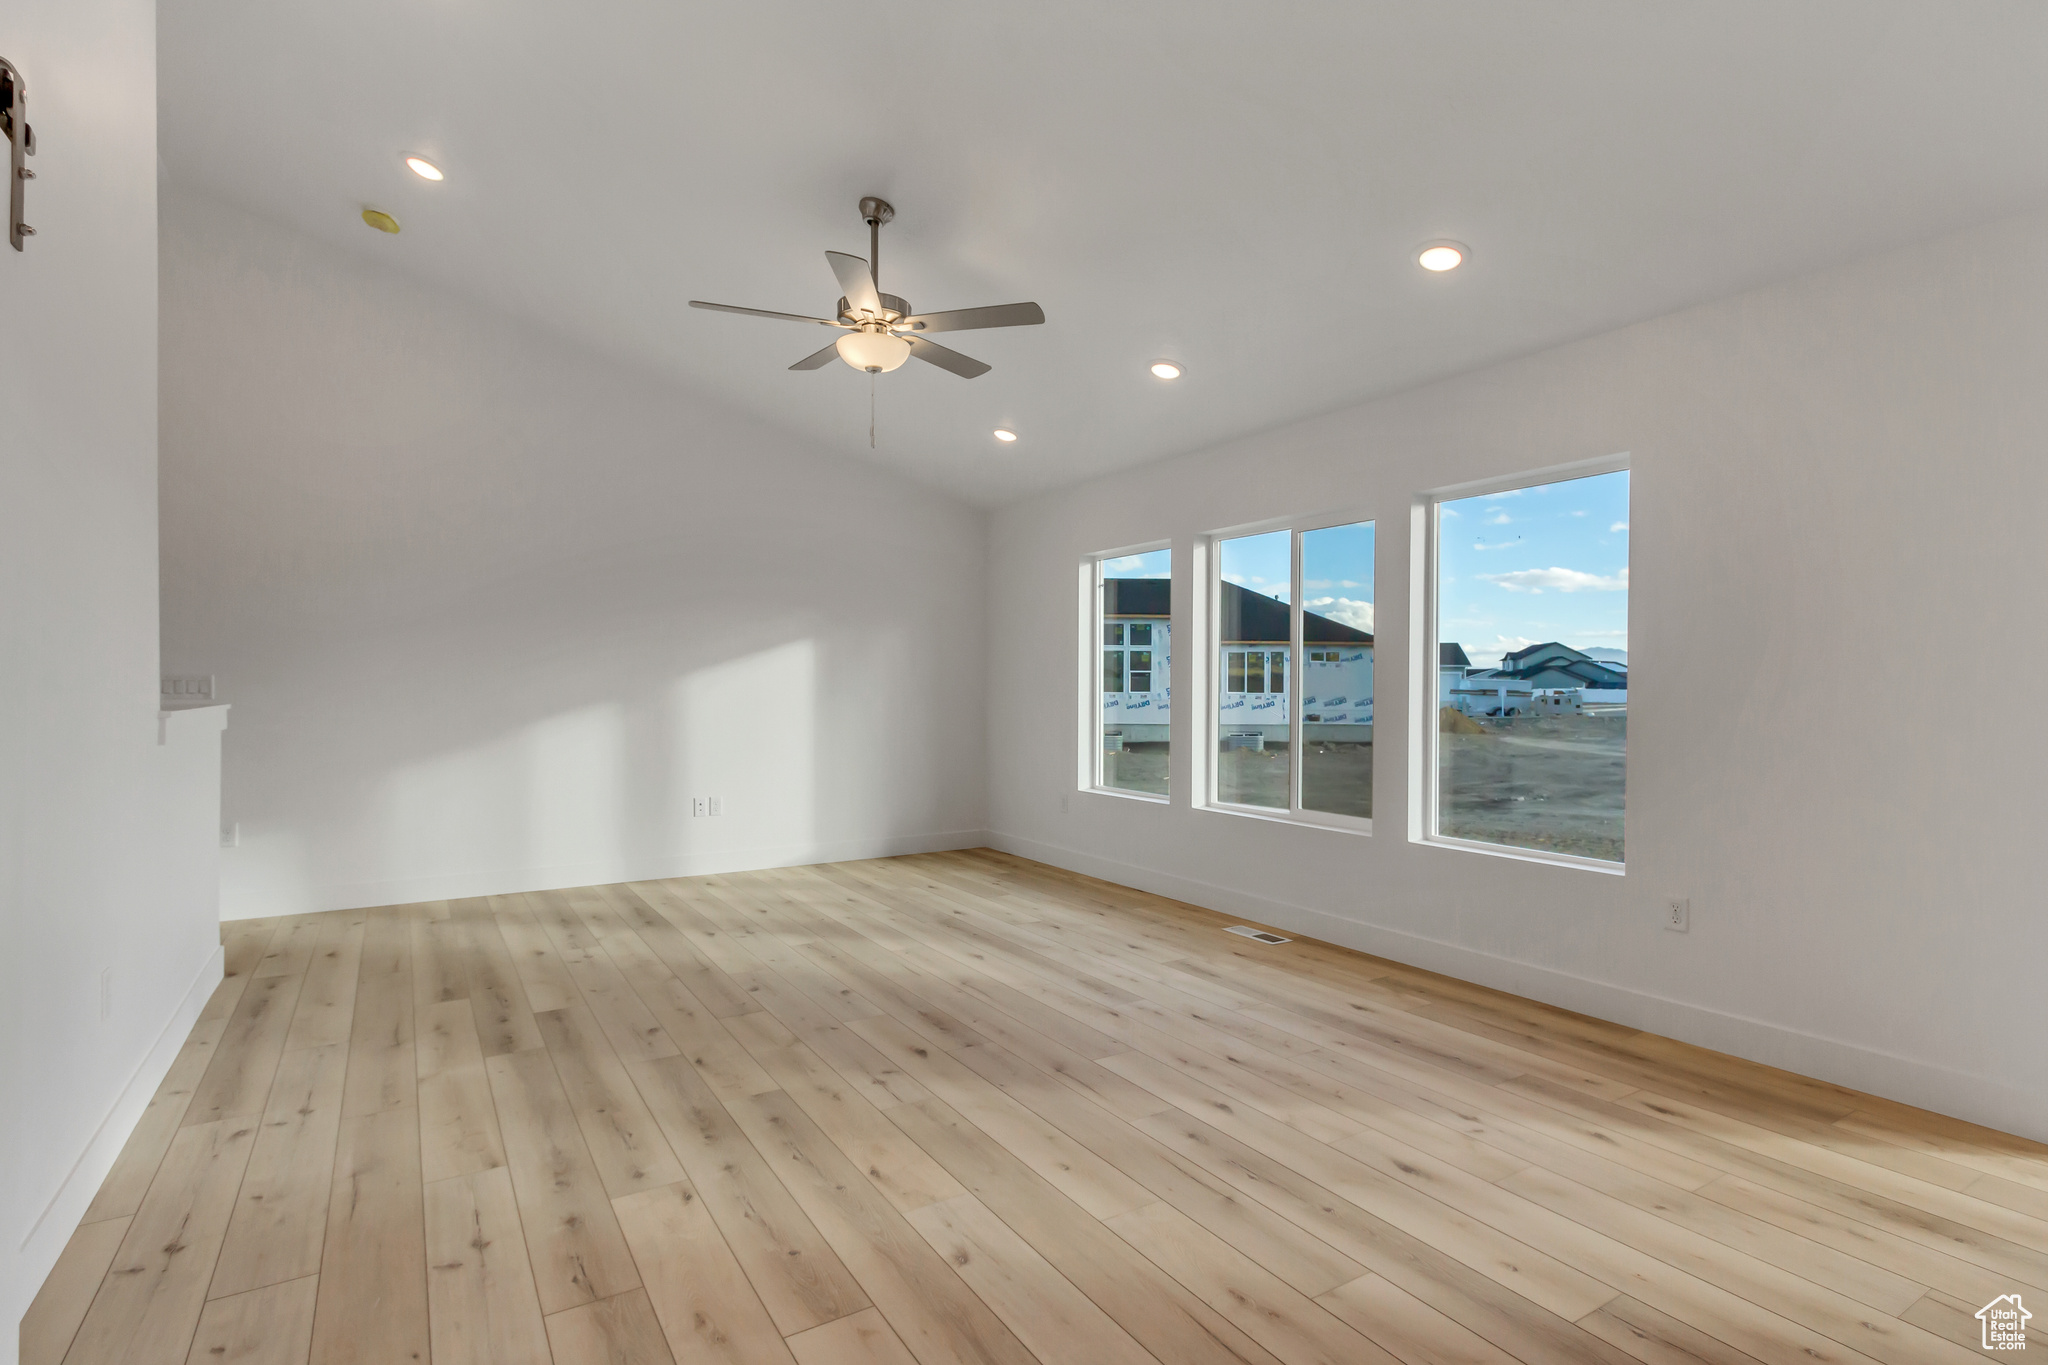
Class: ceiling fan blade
690,300,847,326
905,335,991,379
789,342,841,371
826,251,883,316
895,302,1045,334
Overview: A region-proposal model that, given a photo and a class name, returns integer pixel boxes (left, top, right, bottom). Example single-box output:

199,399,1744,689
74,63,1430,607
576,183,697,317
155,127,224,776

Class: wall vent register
1225,925,1291,944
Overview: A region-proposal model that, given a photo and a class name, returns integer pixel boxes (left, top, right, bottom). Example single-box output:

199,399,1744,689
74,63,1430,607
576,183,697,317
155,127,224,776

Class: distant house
1102,578,1172,743
1439,642,1472,708
1101,579,1374,747
1496,641,1628,691
1444,641,1624,717
1216,583,1371,743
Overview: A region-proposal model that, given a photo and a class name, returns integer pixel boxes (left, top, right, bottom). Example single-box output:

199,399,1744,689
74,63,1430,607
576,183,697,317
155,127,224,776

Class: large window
1430,465,1628,865
1095,548,1171,796
1213,519,1374,823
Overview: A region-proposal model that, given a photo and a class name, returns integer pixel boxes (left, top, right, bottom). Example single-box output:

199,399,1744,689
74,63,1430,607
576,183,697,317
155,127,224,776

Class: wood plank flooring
22,849,2047,1364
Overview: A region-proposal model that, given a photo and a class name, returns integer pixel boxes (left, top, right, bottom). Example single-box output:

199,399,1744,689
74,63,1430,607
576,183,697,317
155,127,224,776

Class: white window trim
1412,452,1630,873
1202,508,1376,835
1083,540,1173,802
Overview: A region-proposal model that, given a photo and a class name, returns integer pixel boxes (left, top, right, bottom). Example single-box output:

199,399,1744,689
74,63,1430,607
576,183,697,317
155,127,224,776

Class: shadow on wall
216,611,951,916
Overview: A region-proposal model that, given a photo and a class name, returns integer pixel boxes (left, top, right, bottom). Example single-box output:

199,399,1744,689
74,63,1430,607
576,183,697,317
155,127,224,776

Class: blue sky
1102,548,1171,579
1440,469,1629,667
1217,523,1376,635
1106,480,1623,669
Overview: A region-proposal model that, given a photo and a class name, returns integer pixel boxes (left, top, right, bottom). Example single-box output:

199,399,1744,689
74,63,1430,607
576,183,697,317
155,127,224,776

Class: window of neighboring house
1093,547,1171,797
1213,519,1374,824
1429,463,1628,867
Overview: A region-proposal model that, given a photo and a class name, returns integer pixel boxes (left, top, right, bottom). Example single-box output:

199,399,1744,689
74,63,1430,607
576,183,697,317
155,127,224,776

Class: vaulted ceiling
162,2,2048,505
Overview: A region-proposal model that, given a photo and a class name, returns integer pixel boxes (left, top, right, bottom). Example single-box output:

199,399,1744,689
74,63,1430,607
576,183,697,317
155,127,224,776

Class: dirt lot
1439,713,1626,861
1103,718,1622,861
1218,743,1373,819
1104,743,1374,817
1101,744,1170,796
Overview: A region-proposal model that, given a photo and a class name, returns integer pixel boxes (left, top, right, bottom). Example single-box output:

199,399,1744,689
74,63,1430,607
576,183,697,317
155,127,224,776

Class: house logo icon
1978,1294,2030,1350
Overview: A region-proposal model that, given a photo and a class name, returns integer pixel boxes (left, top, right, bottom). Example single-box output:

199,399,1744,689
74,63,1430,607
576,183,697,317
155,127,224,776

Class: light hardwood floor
22,849,2047,1364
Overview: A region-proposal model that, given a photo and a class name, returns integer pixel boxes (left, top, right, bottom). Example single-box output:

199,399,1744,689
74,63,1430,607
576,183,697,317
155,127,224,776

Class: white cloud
1476,566,1629,594
1441,506,1461,518
1610,521,1628,533
1472,537,1522,551
1304,596,1374,633
1570,510,1588,517
1104,554,1169,577
1487,512,1513,525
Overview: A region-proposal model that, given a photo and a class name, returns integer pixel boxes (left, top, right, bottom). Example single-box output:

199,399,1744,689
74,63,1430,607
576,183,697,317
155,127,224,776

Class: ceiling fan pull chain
870,372,877,449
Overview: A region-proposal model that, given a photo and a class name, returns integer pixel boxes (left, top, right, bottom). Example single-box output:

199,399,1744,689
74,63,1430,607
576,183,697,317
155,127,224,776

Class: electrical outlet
161,674,215,702
692,797,708,817
708,796,724,816
100,968,112,1021
1665,897,1690,933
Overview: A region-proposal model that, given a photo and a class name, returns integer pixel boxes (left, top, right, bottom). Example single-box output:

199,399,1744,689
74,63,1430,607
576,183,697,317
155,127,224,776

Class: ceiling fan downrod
860,195,893,291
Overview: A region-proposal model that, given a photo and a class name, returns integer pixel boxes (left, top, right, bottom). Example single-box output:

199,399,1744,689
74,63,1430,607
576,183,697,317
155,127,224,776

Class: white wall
2,4,227,1359
160,189,989,918
989,206,2048,1142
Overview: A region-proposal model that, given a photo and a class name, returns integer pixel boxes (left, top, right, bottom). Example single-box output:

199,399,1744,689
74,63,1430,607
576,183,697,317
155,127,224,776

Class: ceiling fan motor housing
840,292,910,323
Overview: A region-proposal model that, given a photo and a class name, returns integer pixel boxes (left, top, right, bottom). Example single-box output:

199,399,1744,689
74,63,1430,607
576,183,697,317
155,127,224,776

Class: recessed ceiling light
1150,361,1183,380
405,156,444,182
1418,242,1467,272
993,429,1018,442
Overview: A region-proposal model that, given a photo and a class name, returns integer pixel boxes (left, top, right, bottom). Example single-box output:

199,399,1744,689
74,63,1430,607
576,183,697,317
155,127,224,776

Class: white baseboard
990,831,2048,1144
224,828,995,918
17,943,225,1257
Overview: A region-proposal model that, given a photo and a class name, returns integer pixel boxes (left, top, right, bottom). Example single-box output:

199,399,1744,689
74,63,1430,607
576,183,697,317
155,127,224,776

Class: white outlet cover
1665,897,1690,932
708,796,724,816
692,797,708,817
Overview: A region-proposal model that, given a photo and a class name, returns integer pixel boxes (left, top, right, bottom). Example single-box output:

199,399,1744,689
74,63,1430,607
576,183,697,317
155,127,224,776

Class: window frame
1082,540,1173,803
1203,508,1376,835
1414,454,1630,874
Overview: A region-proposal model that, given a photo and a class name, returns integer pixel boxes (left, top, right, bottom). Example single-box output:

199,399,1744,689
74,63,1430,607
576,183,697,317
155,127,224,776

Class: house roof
1501,641,1588,666
1496,658,1627,688
1102,577,1170,618
1101,579,1372,644
1440,643,1471,667
1216,582,1372,644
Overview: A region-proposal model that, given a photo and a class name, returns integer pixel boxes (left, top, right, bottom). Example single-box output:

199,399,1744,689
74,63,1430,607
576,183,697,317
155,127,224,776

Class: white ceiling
161,2,2048,506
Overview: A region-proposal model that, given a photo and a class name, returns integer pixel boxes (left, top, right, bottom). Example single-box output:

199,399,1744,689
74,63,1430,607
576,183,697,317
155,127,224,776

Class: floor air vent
1225,926,1291,944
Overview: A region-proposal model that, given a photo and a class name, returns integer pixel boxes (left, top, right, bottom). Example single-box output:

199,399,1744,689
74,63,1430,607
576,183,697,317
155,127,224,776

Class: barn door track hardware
2,57,35,251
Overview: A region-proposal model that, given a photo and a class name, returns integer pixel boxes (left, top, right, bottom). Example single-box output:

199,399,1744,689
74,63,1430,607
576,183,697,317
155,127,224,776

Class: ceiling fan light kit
836,328,910,373
690,196,1045,381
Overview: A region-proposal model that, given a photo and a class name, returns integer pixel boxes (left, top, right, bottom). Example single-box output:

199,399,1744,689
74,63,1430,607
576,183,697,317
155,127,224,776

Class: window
1093,548,1171,796
1213,519,1374,823
1429,464,1628,866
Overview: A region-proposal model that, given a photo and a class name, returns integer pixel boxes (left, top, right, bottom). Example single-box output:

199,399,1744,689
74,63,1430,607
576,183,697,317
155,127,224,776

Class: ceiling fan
689,197,1043,379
